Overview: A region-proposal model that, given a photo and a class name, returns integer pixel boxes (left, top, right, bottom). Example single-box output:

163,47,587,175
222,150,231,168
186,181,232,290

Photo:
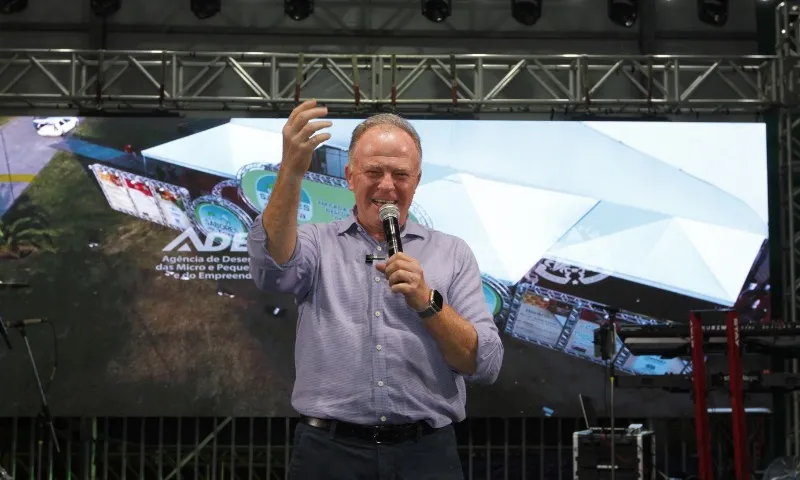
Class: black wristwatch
417,289,444,319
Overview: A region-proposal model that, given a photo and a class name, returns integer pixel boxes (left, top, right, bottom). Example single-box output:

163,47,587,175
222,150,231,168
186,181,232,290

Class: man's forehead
353,126,418,155
361,161,414,172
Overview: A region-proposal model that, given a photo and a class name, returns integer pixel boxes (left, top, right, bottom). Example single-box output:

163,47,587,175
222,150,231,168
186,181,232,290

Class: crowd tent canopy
141,119,768,307
142,122,285,179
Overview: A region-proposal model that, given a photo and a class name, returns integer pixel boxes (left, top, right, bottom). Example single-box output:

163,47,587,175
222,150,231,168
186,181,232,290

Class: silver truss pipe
0,49,782,114
777,0,800,458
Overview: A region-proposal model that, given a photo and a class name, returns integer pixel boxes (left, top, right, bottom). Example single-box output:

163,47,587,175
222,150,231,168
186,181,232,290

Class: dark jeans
288,421,464,480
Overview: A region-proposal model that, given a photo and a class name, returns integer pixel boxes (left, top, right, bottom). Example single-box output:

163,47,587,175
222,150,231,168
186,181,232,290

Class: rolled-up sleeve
447,239,504,384
247,214,319,301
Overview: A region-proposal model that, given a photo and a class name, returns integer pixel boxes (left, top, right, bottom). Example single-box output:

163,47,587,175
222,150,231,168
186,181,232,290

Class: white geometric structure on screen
143,118,768,307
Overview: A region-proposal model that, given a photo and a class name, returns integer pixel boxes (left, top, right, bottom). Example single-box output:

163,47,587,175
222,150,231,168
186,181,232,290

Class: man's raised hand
281,99,332,176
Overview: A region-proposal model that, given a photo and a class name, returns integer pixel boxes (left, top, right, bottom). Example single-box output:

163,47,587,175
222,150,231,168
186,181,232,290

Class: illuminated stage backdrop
0,116,771,417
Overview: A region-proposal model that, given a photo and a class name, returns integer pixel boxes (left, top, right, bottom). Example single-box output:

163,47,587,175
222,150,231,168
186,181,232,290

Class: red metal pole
690,311,713,480
726,310,749,480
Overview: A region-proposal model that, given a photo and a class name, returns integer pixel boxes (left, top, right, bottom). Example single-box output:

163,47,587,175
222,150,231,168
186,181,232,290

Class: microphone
5,318,44,329
378,204,403,256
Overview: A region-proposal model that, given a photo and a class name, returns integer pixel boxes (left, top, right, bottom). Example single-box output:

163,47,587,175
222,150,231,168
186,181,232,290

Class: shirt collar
335,206,427,240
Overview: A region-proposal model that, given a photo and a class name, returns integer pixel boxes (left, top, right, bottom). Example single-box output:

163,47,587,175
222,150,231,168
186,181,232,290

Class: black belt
300,416,438,444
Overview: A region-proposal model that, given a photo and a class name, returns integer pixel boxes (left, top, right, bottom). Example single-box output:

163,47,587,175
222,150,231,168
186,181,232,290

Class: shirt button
376,344,382,351
380,416,387,422
374,311,381,317
377,380,384,387
374,276,381,282
376,246,382,251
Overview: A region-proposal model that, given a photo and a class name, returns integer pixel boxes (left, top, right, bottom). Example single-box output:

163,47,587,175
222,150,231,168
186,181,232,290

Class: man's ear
345,163,354,191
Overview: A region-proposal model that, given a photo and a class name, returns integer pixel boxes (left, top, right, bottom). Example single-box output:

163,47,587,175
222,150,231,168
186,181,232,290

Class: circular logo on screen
482,281,503,317
249,173,313,222
192,197,251,238
297,188,313,222
480,274,511,328
196,204,247,237
408,203,432,228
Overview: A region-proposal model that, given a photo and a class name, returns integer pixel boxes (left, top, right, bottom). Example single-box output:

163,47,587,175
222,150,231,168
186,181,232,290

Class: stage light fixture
607,0,637,28
697,0,727,27
91,0,121,18
284,0,313,21
421,0,451,23
0,0,27,14
511,0,541,26
191,0,220,19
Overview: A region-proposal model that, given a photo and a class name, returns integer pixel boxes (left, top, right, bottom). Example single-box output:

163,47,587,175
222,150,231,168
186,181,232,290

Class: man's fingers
387,270,403,285
293,107,329,131
388,270,418,287
390,284,413,295
383,259,417,279
307,132,332,149
297,120,333,142
287,99,317,125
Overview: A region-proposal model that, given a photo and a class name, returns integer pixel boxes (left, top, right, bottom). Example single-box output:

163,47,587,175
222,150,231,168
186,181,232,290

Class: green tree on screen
0,198,57,260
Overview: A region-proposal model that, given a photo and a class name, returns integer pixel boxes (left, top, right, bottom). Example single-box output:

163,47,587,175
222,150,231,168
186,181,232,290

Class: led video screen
0,115,770,417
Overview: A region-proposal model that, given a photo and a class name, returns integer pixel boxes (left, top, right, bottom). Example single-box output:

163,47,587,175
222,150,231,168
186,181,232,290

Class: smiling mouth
372,199,396,207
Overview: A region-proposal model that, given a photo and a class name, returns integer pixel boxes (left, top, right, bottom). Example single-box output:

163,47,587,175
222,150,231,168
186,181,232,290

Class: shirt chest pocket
421,263,451,305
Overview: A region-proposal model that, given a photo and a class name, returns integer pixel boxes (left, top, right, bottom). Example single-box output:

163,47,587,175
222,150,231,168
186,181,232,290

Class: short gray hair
347,113,422,166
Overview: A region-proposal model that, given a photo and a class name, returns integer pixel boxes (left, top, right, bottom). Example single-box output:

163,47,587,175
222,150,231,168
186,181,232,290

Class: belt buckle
373,426,383,444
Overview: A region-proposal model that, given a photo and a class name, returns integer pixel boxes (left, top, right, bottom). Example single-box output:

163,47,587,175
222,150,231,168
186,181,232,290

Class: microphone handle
382,217,403,256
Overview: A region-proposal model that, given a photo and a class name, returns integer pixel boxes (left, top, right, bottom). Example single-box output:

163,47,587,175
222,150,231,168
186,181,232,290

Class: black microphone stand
16,323,60,453
0,314,11,350
594,308,619,480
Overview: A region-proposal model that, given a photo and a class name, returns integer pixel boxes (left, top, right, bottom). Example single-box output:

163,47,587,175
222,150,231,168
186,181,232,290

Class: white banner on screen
141,118,768,306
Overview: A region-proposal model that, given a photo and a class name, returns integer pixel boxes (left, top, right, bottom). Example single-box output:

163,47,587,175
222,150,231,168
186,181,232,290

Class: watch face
432,289,444,310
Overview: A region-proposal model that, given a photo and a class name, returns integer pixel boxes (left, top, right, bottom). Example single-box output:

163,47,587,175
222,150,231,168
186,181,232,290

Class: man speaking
247,100,504,479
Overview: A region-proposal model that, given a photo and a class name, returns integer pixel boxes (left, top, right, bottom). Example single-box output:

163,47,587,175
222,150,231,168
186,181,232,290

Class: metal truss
778,0,800,462
0,49,781,114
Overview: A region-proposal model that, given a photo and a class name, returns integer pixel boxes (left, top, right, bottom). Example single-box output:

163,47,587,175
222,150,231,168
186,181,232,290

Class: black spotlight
697,0,727,27
422,0,451,23
191,0,220,19
608,0,637,28
0,0,27,14
511,0,541,26
285,0,313,21
91,0,121,17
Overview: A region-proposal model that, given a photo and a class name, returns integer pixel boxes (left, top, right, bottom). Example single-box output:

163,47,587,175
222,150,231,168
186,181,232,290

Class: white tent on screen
141,122,284,178
413,172,765,307
409,120,767,307
139,117,768,307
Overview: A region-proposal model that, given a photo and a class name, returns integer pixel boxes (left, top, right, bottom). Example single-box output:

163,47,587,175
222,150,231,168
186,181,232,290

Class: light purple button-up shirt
247,209,504,428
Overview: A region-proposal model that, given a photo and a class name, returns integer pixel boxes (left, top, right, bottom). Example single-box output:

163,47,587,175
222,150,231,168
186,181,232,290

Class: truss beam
777,0,800,460
0,49,781,114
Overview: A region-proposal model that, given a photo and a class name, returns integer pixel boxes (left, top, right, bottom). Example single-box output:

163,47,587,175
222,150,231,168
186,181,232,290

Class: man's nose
377,173,394,189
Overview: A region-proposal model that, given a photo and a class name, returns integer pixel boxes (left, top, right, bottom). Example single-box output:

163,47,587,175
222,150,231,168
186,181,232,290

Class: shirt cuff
465,323,503,384
247,214,301,270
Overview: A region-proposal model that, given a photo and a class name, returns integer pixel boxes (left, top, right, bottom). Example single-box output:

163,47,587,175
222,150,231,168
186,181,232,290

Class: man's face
344,126,421,233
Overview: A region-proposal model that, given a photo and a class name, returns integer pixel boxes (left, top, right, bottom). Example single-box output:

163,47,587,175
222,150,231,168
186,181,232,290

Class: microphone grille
378,203,400,221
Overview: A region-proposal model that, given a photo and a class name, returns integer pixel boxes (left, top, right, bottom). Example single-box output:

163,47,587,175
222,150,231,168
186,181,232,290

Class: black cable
42,319,58,395
604,363,608,419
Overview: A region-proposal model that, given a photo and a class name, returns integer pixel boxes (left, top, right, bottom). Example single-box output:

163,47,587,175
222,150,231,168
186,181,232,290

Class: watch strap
417,289,442,319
